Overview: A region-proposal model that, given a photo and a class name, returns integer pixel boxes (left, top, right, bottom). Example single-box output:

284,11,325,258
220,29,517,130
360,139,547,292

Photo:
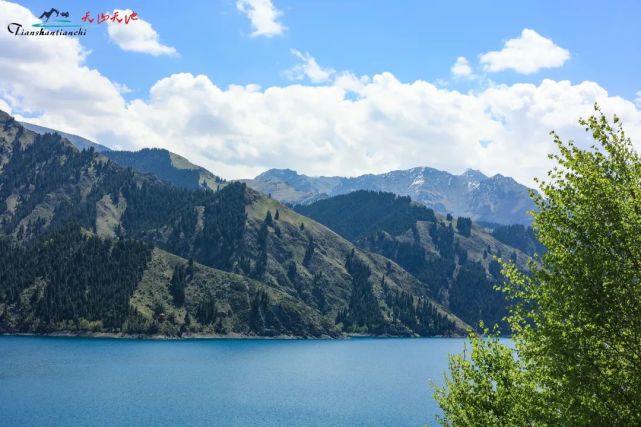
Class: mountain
19,121,111,152
490,224,545,257
103,148,226,191
296,190,533,330
245,167,536,225
0,227,332,337
21,123,226,191
0,110,466,338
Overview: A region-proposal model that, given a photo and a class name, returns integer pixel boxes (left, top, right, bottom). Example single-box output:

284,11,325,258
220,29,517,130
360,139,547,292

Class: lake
0,336,468,426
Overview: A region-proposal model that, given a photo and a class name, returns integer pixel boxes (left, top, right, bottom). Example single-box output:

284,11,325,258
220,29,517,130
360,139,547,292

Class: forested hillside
104,148,225,191
297,190,532,330
0,110,466,337
490,223,545,257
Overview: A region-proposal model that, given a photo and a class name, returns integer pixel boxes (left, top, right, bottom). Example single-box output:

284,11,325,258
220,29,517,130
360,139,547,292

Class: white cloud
0,1,125,137
284,50,335,83
2,2,641,189
115,75,641,187
333,72,370,93
114,82,133,94
236,0,285,38
636,91,641,108
480,29,570,74
107,9,177,56
451,56,473,77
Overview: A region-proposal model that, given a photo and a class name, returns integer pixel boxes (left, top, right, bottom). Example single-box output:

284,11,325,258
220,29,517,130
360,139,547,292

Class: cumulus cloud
111,75,641,186
236,0,285,38
451,56,473,77
2,2,641,188
636,91,641,108
107,9,177,56
0,1,125,137
284,50,335,83
480,29,570,74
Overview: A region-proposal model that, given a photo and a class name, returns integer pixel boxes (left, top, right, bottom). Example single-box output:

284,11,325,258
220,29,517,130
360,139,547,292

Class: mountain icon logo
33,8,82,29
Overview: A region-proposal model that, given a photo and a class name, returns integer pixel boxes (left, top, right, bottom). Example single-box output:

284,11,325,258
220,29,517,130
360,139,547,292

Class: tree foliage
0,225,152,332
169,260,194,307
434,106,641,425
455,217,472,237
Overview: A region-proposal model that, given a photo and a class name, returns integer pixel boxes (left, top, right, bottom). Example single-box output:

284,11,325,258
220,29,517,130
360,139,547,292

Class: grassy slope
241,179,315,205
168,151,226,191
130,248,335,337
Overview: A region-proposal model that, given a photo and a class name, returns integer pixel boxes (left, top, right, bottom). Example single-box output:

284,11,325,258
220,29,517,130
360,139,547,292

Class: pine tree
455,217,472,237
303,238,315,266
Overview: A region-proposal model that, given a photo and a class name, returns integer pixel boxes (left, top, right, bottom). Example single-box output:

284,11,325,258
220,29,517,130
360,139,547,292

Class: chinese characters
81,10,138,24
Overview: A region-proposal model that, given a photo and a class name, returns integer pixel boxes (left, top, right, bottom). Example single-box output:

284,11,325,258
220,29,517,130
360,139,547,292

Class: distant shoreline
0,331,467,340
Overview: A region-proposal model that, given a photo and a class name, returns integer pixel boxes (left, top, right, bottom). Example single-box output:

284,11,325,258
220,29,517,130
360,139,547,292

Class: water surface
0,336,467,426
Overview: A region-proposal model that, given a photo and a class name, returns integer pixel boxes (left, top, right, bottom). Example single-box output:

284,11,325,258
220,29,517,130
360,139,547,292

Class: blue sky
2,0,641,184
13,0,641,99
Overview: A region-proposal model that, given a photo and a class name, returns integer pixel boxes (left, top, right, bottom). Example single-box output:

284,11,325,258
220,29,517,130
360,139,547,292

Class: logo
7,8,139,37
35,8,73,26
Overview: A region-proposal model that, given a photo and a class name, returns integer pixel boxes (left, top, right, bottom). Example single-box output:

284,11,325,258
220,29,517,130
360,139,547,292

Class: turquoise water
0,336,467,426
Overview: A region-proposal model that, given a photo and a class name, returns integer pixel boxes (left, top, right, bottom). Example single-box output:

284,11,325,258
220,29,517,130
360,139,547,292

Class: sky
1,0,641,186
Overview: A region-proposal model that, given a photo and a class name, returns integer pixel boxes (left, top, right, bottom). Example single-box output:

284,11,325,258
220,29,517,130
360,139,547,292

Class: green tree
434,106,641,425
303,238,315,266
455,217,472,237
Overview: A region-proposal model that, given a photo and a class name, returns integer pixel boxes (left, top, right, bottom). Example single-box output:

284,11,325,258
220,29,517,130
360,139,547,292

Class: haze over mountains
244,167,536,225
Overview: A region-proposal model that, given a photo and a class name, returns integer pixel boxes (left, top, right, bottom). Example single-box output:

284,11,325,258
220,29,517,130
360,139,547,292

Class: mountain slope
246,167,536,225
0,110,466,337
20,123,225,192
20,121,111,152
0,228,334,337
103,148,226,191
296,190,532,330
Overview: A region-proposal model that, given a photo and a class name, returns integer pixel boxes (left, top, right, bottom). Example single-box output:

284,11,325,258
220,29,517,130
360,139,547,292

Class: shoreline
0,331,468,341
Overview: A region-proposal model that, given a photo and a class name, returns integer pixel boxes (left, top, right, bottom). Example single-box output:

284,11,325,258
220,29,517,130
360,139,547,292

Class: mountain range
0,110,541,338
244,167,536,225
0,110,470,338
21,122,536,225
